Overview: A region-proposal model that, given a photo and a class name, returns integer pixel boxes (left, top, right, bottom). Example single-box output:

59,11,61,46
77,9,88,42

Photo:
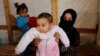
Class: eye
42,24,45,27
24,11,28,13
37,24,40,26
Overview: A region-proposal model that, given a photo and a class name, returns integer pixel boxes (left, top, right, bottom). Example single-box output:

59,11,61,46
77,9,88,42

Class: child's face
37,18,52,33
19,9,28,16
64,13,72,21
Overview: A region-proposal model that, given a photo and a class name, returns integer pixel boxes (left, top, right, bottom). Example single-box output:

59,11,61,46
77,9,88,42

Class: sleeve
15,28,38,54
55,26,70,47
16,17,27,29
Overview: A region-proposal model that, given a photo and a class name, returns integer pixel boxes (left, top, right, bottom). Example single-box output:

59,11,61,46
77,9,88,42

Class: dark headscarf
59,9,77,32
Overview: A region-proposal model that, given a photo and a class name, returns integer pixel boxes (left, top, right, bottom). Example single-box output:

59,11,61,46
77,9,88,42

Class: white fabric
15,25,70,54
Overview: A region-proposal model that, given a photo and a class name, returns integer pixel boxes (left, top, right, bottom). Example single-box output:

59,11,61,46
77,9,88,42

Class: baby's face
37,18,52,33
64,13,72,21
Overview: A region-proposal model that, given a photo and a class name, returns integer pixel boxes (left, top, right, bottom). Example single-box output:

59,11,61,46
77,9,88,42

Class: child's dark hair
38,13,53,23
14,3,28,15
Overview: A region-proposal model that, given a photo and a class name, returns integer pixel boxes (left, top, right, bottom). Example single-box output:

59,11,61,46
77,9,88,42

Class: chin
43,31,47,33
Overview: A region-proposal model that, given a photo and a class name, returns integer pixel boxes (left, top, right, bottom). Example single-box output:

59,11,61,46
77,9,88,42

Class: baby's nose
39,27,44,32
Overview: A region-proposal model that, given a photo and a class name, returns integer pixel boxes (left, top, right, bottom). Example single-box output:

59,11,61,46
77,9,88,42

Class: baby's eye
37,24,40,26
42,24,46,27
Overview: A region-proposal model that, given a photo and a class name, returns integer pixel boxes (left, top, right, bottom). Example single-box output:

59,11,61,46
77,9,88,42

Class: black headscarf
59,9,77,32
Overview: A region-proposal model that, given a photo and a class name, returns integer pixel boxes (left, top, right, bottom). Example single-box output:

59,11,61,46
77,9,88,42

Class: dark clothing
68,47,78,56
20,42,37,56
59,27,80,56
59,27,80,47
59,9,80,56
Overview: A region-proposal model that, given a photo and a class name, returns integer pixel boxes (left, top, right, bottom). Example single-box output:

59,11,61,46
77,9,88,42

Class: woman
59,9,80,56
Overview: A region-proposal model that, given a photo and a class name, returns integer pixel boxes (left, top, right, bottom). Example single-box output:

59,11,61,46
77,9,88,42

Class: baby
15,13,70,56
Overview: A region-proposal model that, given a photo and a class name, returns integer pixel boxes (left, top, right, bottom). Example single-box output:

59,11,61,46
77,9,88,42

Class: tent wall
9,0,52,17
0,0,6,25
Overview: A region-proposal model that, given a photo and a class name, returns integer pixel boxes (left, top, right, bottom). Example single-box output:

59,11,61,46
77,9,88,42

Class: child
15,3,37,56
59,9,80,56
15,3,30,34
15,13,70,56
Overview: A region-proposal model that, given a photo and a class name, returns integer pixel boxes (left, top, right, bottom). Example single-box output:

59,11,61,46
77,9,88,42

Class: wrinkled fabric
37,40,59,56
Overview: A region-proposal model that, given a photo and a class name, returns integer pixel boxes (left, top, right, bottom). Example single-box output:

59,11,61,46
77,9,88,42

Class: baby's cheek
37,27,40,31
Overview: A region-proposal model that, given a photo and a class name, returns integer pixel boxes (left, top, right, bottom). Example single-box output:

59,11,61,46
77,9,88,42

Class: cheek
44,27,50,32
67,15,71,18
25,13,28,15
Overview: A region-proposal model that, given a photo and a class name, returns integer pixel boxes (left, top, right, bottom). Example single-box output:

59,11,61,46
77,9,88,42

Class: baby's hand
33,38,41,46
54,32,60,43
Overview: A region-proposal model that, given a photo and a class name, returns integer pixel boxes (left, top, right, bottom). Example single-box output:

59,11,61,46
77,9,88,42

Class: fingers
54,32,60,37
55,36,59,43
33,38,41,46
54,32,60,43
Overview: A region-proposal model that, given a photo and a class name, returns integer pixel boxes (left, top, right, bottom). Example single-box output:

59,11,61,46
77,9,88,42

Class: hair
14,3,28,15
38,13,53,23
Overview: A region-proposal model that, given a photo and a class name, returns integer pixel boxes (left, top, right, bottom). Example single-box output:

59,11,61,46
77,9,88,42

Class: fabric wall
9,0,52,17
0,0,6,25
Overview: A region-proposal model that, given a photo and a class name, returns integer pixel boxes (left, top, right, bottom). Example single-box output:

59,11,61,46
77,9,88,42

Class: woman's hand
14,54,20,56
33,38,41,46
54,32,60,43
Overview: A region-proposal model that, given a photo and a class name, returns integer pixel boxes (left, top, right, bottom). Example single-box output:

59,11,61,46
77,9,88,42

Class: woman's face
64,13,72,21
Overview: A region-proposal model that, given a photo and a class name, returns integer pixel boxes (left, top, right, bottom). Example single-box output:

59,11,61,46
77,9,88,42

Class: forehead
37,18,49,24
20,9,27,12
65,13,71,15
